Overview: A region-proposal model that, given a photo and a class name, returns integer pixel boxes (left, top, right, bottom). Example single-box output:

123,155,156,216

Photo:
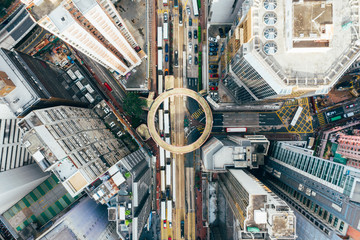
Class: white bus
159,147,165,167
166,163,171,186
158,49,163,71
158,109,164,132
163,23,168,41
161,170,165,192
192,0,199,17
167,200,172,227
158,75,163,94
157,27,163,48
164,112,170,135
290,106,303,126
161,200,166,220
164,97,169,111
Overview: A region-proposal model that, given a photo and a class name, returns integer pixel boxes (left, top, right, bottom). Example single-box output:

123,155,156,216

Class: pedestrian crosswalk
317,113,326,126
191,108,204,119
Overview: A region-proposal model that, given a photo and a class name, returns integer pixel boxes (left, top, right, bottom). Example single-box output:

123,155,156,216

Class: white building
22,0,145,76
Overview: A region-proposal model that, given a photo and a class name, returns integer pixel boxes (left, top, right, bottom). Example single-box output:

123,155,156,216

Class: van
189,18,192,26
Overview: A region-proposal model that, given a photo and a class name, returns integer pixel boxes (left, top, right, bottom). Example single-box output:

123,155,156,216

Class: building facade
264,141,360,238
201,135,269,172
22,0,145,76
222,0,360,105
218,169,296,239
336,133,360,169
0,48,89,117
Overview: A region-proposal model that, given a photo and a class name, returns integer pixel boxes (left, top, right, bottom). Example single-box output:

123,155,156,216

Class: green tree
123,93,146,118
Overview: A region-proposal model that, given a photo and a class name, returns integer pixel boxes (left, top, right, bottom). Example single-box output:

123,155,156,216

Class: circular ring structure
147,88,213,154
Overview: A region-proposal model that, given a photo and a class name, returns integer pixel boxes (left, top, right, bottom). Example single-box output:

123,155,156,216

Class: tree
123,93,146,119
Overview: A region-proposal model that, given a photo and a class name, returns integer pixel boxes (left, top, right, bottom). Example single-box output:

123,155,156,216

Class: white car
208,37,218,42
188,55,192,65
186,6,191,15
164,12,168,22
188,42,192,52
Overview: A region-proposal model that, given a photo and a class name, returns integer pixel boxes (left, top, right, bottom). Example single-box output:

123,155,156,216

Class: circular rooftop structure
263,41,278,55
264,0,277,10
264,27,277,40
147,88,213,154
263,12,277,25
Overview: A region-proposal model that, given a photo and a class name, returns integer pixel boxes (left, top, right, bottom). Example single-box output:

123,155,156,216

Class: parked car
188,42,192,52
346,104,355,109
195,56,198,65
186,6,191,15
209,81,218,86
194,30,197,39
188,55,192,65
208,36,218,42
210,86,218,91
194,44,198,53
210,74,219,78
164,12,168,22
209,47,218,52
165,54,168,62
188,31,192,39
209,69,217,73
210,64,218,69
209,42,218,47
165,43,169,53
209,52,217,56
189,18,192,26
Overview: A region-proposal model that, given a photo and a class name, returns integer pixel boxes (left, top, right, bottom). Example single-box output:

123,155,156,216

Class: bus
104,82,112,92
164,97,169,111
164,112,170,134
167,200,172,228
290,106,303,126
226,127,247,133
192,0,199,17
174,50,179,67
166,163,171,186
163,23,168,41
160,146,165,167
161,170,165,192
330,115,342,122
157,27,163,48
158,75,163,94
159,109,164,133
158,49,163,71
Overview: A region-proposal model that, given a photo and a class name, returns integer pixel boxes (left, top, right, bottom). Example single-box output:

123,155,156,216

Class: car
210,86,218,91
186,6,191,15
188,55,192,65
165,43,169,53
209,69,217,73
346,104,355,109
195,56,198,65
165,54,169,62
165,69,169,75
194,44,198,53
189,18,192,26
163,220,167,229
188,42,192,52
209,47,218,52
208,36,218,42
219,28,225,37
210,64,218,69
209,42,218,47
209,81,218,86
209,52,217,56
188,31,192,39
194,30,197,39
210,74,219,78
164,12,168,22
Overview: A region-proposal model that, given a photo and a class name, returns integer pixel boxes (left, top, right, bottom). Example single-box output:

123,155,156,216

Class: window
339,221,344,231
333,217,338,227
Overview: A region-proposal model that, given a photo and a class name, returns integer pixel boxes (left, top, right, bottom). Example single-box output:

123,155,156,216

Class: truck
163,22,168,41
181,220,184,238
164,112,170,135
161,200,166,229
158,109,164,133
166,163,171,186
161,170,165,192
164,97,169,111
159,147,165,167
226,127,247,133
167,200,172,228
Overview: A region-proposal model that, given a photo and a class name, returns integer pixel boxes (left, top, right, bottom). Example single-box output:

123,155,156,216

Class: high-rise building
22,0,145,76
18,105,133,197
0,48,88,117
201,135,269,172
218,168,296,239
336,133,360,168
264,141,360,238
221,0,360,105
0,104,49,214
207,0,242,24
